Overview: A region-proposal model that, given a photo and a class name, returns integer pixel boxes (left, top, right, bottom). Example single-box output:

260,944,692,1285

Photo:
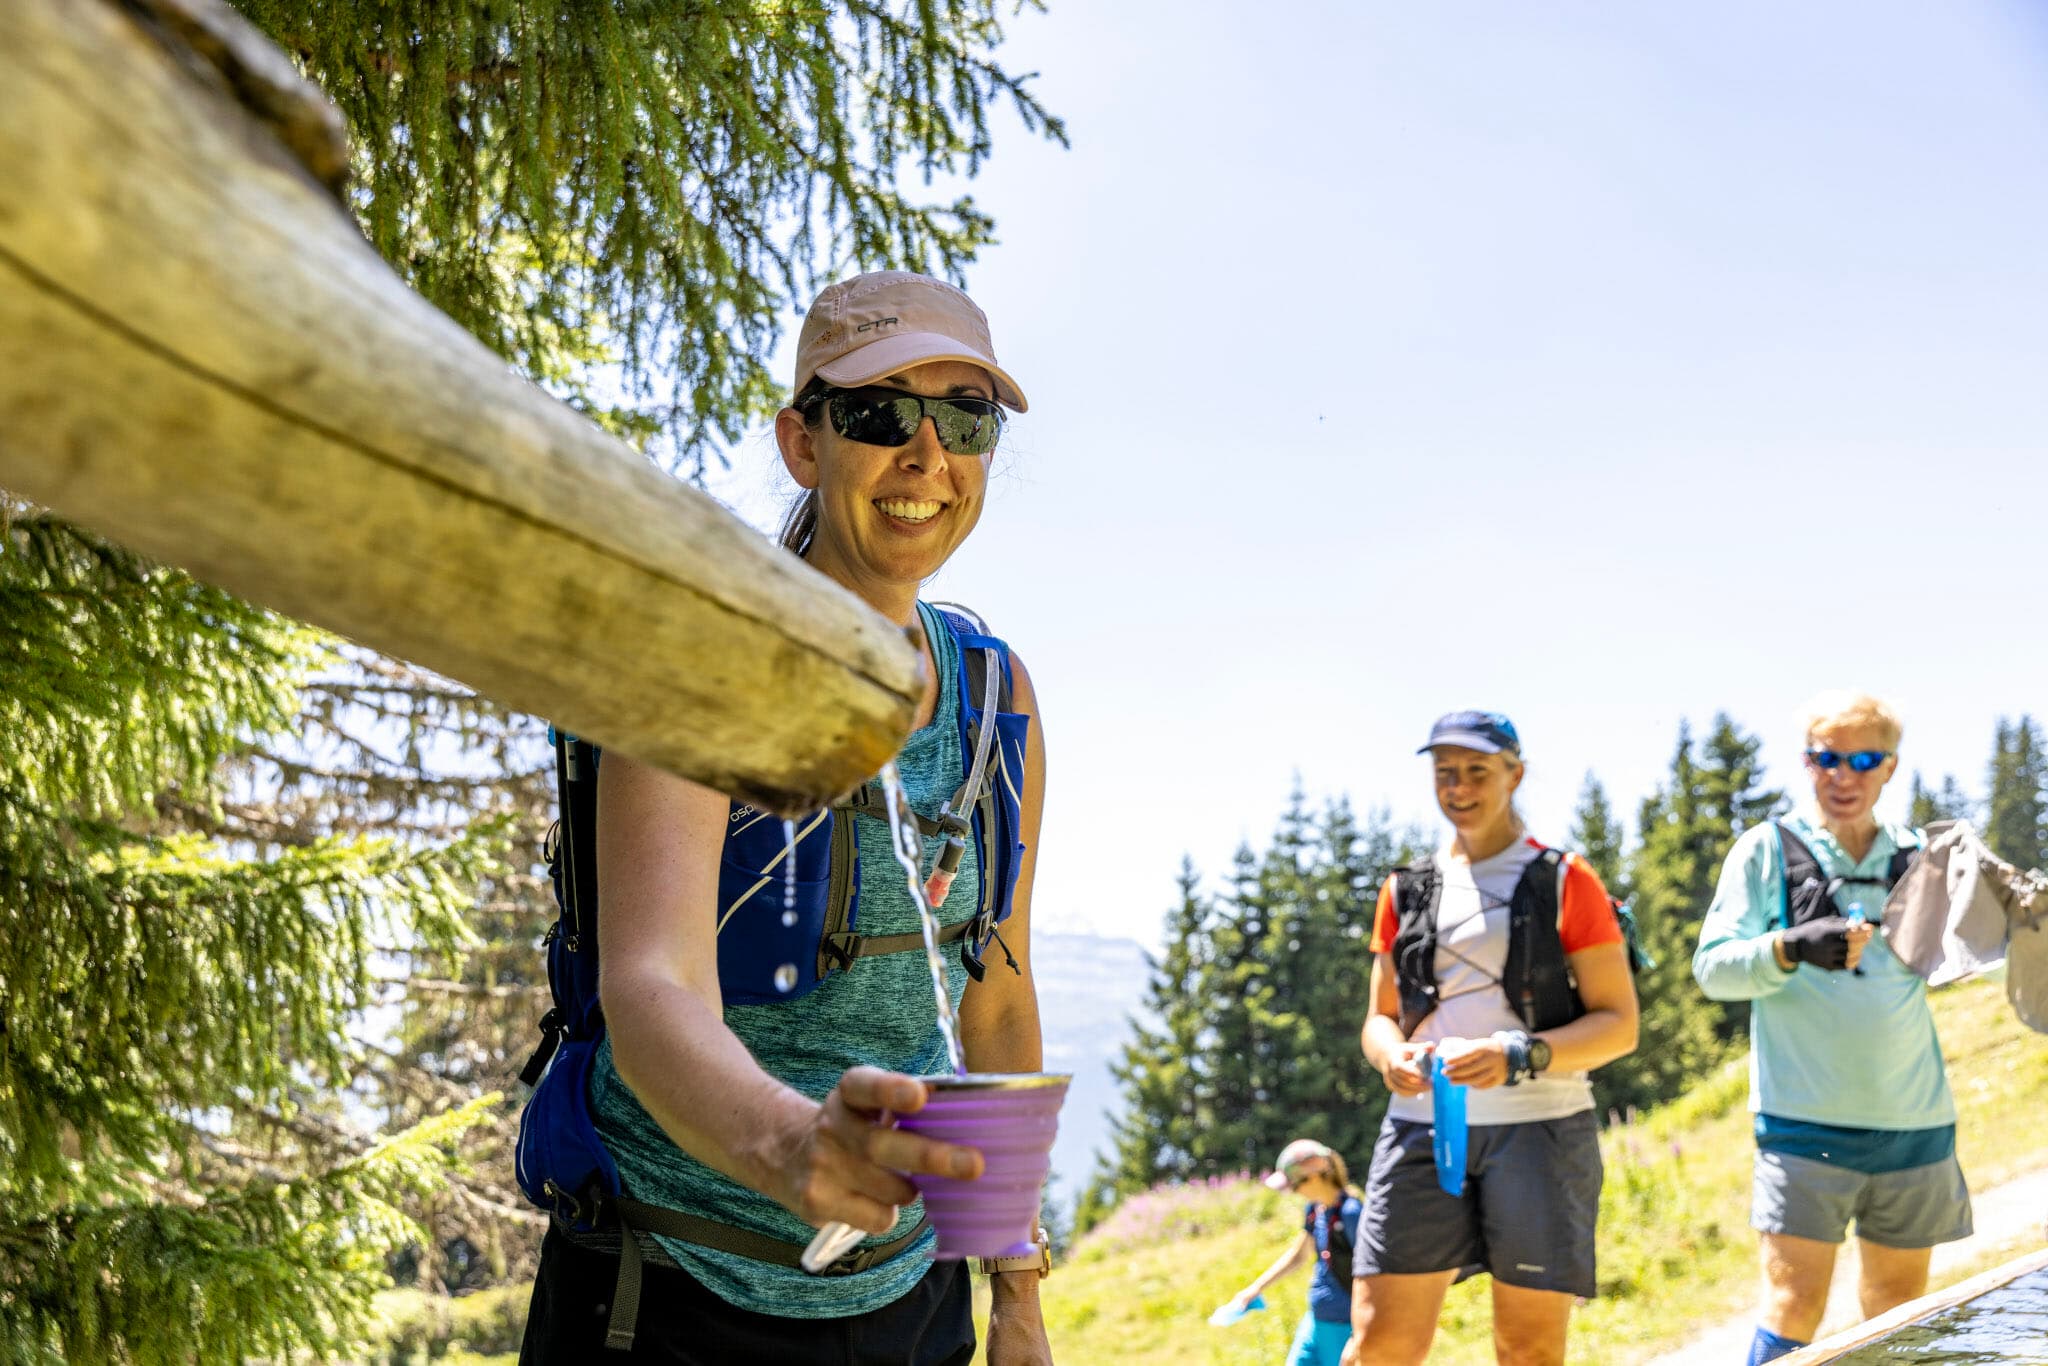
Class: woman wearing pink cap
521,273,1052,1364
1344,712,1638,1366
1220,1139,1364,1366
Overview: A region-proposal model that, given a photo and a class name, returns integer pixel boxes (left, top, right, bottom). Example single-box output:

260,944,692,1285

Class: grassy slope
1033,976,2048,1365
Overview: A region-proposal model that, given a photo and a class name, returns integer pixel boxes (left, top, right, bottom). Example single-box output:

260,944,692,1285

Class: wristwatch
977,1226,1052,1279
1527,1036,1552,1077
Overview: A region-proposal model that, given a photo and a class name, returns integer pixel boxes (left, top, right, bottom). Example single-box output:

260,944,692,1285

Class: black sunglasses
1806,748,1893,773
798,385,1004,456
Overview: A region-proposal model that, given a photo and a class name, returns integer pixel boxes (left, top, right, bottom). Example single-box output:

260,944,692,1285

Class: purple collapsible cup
896,1072,1071,1259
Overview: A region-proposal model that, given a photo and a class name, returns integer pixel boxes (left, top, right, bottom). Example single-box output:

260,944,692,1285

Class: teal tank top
588,600,981,1318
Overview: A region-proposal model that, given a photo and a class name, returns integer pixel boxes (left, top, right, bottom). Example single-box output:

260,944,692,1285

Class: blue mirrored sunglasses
1806,748,1892,773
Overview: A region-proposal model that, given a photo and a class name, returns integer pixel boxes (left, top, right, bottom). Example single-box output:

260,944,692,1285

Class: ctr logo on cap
1419,710,1522,756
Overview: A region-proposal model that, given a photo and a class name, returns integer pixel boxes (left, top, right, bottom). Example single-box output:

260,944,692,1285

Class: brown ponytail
778,490,818,557
778,380,830,558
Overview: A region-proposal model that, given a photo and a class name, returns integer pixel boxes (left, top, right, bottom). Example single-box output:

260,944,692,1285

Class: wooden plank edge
1780,1243,2048,1363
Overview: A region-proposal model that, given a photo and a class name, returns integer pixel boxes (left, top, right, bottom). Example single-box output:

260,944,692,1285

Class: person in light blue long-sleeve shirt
1694,691,1971,1366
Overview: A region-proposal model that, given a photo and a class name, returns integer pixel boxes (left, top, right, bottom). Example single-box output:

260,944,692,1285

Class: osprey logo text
855,316,900,334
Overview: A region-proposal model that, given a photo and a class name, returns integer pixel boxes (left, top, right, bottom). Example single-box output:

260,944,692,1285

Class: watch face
1528,1038,1552,1073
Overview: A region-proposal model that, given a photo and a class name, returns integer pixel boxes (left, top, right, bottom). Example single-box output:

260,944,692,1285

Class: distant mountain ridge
1030,930,1151,1213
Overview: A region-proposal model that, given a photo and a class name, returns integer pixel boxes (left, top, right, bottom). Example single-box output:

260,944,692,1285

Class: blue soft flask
1431,1053,1469,1197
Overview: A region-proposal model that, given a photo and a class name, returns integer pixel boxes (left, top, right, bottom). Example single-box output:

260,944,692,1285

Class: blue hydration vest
513,608,1029,1234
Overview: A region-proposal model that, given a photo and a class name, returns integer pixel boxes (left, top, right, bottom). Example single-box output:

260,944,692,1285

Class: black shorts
1355,1111,1603,1298
518,1226,975,1365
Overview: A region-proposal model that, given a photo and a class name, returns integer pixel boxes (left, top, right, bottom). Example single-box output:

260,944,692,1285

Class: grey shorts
1751,1149,1973,1248
1356,1111,1603,1298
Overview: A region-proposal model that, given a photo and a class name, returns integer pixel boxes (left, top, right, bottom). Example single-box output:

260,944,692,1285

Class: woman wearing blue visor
1346,712,1638,1366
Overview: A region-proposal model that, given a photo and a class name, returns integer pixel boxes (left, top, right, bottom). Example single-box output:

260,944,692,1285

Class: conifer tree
301,664,557,1293
225,0,1066,472
1280,800,1406,1166
1083,799,1416,1225
1907,771,1975,828
1699,715,1786,859
0,511,491,1362
1080,861,1212,1231
1241,785,1327,1150
1987,716,2047,872
1201,840,1278,1173
1569,772,1628,897
1593,718,1777,1114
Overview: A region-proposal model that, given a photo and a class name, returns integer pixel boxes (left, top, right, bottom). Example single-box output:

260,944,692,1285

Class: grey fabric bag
1881,819,2048,1032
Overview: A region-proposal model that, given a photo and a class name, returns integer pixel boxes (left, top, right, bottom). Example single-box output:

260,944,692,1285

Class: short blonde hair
1799,690,1903,750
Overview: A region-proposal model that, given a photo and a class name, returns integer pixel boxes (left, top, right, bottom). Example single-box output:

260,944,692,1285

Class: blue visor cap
1419,710,1521,756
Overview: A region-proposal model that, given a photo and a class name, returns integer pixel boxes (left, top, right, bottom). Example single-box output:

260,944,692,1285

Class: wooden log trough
0,0,922,815
1784,1245,2048,1364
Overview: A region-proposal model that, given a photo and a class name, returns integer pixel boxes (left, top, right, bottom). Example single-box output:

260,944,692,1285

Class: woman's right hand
1377,1040,1434,1096
773,1066,986,1234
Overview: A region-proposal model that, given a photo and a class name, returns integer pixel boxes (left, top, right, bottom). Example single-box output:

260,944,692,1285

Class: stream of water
796,761,970,1272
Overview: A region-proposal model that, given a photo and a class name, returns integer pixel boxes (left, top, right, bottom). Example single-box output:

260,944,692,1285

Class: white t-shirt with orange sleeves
1369,837,1622,1127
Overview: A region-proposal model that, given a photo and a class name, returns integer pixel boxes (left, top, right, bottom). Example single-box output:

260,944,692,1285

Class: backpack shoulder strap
1392,859,1441,919
519,730,603,1086
929,604,1022,981
1523,842,1566,912
1776,821,1820,883
1885,838,1919,890
1389,859,1446,1034
1776,821,1822,929
936,605,1015,713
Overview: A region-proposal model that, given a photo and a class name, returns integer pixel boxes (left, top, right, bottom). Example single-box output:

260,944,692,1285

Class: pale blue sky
709,1,2048,948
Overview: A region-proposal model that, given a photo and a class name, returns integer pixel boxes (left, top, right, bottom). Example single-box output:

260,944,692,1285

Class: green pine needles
0,509,491,1362
226,0,1067,472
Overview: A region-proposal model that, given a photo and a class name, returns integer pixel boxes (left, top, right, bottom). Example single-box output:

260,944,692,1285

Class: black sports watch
1526,1037,1552,1077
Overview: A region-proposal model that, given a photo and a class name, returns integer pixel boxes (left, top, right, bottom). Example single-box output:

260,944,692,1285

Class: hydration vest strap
836,783,945,836
593,1195,932,1350
1509,848,1572,1030
1777,823,1824,929
817,809,858,981
822,917,975,970
961,770,1007,982
1777,822,1917,928
517,1006,565,1087
1885,844,1917,889
950,645,1003,820
1390,863,1445,1036
556,736,597,955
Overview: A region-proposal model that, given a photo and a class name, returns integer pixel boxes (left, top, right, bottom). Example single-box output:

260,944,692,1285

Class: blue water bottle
1431,1052,1469,1197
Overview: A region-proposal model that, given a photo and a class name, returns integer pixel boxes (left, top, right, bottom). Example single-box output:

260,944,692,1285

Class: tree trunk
0,0,920,815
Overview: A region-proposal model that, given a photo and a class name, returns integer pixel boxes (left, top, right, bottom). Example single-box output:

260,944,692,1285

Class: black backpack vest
1316,1202,1355,1285
1776,822,1918,929
1390,847,1588,1037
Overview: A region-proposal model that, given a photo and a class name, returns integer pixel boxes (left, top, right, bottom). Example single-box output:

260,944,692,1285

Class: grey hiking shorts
1356,1111,1603,1298
1752,1149,1973,1248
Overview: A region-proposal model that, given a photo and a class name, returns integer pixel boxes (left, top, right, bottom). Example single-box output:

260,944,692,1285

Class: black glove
1781,916,1855,971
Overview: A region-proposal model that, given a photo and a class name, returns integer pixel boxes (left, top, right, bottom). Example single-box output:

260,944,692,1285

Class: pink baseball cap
1263,1138,1336,1191
792,271,1028,412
